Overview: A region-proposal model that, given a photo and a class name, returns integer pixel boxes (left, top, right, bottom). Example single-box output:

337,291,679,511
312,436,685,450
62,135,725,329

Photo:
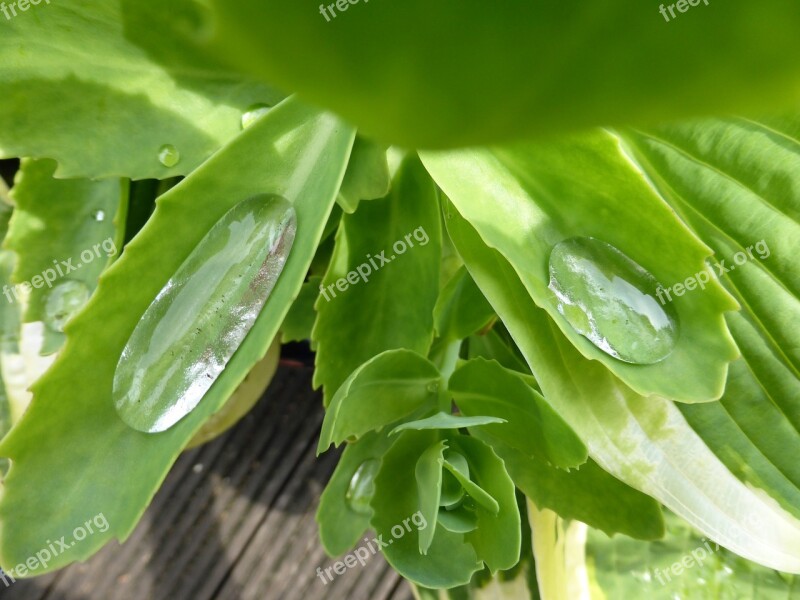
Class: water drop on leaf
158,144,181,168
44,280,90,332
547,237,679,365
241,104,272,130
346,459,380,515
113,194,296,433
92,209,106,222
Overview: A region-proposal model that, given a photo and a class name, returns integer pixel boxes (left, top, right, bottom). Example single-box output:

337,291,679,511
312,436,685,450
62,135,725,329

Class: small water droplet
548,237,679,364
426,381,439,394
241,104,272,129
346,459,380,515
44,280,90,332
193,463,204,474
158,144,181,168
92,210,106,222
113,194,297,433
634,569,652,583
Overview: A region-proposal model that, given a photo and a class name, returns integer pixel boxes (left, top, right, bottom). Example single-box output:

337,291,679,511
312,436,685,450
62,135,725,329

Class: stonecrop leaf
433,266,495,342
422,132,739,403
317,349,442,453
316,430,395,556
0,97,354,576
371,429,481,588
445,203,800,573
449,358,587,469
312,155,441,404
391,413,506,436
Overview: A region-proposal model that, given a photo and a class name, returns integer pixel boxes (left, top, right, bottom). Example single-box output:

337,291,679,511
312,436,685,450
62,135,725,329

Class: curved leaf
317,349,441,453
422,133,739,403
445,204,800,573
391,412,505,436
0,97,354,576
316,430,395,556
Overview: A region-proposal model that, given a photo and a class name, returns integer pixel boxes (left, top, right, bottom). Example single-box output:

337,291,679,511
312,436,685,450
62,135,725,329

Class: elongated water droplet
548,237,679,364
44,280,90,332
158,144,181,168
346,459,380,515
113,194,296,433
241,104,272,129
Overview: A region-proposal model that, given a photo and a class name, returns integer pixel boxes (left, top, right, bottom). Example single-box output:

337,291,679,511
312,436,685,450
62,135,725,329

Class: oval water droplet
113,194,296,433
92,209,106,222
241,104,272,129
548,237,679,365
44,280,90,332
346,459,380,515
158,144,181,168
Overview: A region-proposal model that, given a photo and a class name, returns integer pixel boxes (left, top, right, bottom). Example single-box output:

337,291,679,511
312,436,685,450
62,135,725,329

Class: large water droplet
44,280,90,332
113,194,296,433
158,144,181,168
346,459,380,515
241,104,272,130
548,237,679,364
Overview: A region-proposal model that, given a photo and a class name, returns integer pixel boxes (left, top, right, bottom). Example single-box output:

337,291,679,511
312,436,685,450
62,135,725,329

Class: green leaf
442,453,500,516
5,159,121,352
0,97,354,576
188,0,800,147
336,136,391,214
450,358,587,469
422,133,739,403
444,204,800,573
312,154,441,404
391,412,506,436
317,349,441,453
434,266,495,341
450,435,521,573
316,430,394,556
466,327,532,376
415,440,446,554
437,507,478,535
0,0,281,179
371,429,481,588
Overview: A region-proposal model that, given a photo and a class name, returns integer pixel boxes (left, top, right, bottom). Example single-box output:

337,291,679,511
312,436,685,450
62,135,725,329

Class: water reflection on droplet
92,210,106,222
158,144,181,168
346,459,380,515
241,104,272,129
113,194,296,433
44,280,90,332
547,237,679,364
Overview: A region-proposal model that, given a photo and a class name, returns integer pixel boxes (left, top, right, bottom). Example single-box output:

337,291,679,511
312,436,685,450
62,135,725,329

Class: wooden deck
1,365,413,600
